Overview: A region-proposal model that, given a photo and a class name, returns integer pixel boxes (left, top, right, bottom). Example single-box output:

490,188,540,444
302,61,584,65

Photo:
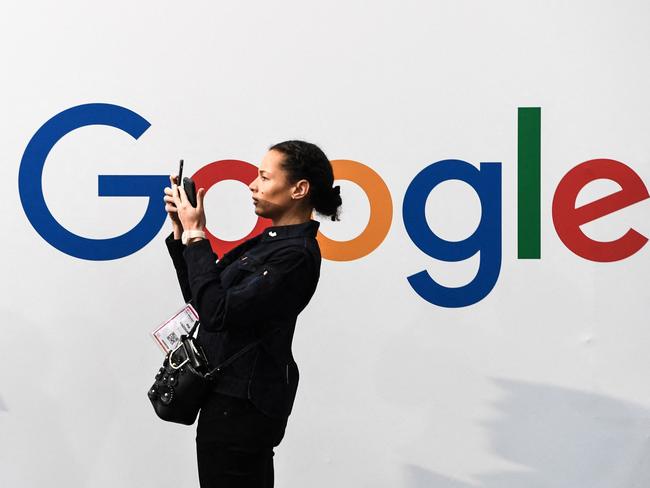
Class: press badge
151,303,200,354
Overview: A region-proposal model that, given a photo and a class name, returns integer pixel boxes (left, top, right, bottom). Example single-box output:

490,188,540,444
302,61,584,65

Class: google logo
18,104,649,308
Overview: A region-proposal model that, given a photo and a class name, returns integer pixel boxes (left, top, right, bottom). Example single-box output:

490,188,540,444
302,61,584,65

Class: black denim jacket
165,219,321,418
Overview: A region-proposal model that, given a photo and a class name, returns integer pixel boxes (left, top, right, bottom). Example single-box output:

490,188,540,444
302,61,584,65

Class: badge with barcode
151,303,199,354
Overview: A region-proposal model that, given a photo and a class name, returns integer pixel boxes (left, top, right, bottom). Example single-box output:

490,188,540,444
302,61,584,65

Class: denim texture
166,219,321,419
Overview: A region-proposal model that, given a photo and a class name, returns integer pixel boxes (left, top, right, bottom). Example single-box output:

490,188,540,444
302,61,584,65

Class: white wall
2,1,650,486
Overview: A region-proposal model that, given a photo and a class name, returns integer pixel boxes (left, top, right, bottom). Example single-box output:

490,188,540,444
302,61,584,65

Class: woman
163,140,342,488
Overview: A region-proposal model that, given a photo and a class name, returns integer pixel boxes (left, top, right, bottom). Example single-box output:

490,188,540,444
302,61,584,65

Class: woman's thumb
197,188,206,209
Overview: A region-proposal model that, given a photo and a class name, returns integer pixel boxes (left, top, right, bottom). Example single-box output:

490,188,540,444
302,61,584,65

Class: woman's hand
171,177,207,232
164,175,184,238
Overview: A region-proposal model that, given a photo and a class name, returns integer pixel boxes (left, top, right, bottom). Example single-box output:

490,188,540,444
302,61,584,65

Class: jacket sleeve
182,239,315,332
165,231,236,303
165,231,193,302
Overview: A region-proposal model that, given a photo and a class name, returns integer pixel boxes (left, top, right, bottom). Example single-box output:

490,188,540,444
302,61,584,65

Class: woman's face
249,149,307,220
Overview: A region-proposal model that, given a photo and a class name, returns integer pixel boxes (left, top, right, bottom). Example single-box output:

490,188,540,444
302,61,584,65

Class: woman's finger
196,188,206,213
178,184,188,205
172,182,182,207
169,175,179,193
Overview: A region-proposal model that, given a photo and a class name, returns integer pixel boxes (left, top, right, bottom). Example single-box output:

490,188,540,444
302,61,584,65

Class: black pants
196,443,275,488
196,392,288,488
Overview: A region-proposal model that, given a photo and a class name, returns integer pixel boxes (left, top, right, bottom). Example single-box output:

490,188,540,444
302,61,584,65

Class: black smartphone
176,158,197,207
177,159,184,185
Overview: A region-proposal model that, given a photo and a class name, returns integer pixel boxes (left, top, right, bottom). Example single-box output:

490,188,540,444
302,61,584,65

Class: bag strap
183,319,282,379
185,318,200,338
208,326,282,378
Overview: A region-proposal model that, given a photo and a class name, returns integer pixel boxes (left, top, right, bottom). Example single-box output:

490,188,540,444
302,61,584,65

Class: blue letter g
18,103,168,260
402,159,502,308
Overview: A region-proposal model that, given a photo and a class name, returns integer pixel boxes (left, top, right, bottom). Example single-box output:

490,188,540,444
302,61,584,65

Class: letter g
18,103,168,260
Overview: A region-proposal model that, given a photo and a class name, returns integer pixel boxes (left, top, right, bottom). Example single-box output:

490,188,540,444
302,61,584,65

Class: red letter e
552,158,649,262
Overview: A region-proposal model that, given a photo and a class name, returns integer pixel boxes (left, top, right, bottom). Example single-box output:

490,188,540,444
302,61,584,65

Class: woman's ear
291,179,310,200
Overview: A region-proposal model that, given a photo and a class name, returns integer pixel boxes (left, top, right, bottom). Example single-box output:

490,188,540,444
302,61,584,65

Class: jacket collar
260,219,320,242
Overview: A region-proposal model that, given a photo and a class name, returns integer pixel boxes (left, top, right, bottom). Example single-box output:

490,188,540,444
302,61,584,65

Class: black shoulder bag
147,320,280,425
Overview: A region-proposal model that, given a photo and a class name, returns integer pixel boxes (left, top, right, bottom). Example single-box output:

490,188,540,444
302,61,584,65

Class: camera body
182,177,197,208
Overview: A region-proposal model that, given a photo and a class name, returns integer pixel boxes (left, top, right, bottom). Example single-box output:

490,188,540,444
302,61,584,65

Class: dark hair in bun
269,140,342,221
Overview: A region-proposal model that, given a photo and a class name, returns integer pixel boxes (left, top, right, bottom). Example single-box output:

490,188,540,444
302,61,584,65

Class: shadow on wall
0,394,7,412
404,378,650,488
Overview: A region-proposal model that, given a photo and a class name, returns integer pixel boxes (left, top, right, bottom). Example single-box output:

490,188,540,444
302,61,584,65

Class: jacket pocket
219,255,259,288
237,254,260,270
228,255,262,286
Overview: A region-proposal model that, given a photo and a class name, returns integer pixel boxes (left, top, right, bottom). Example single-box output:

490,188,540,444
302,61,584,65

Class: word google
18,104,649,308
